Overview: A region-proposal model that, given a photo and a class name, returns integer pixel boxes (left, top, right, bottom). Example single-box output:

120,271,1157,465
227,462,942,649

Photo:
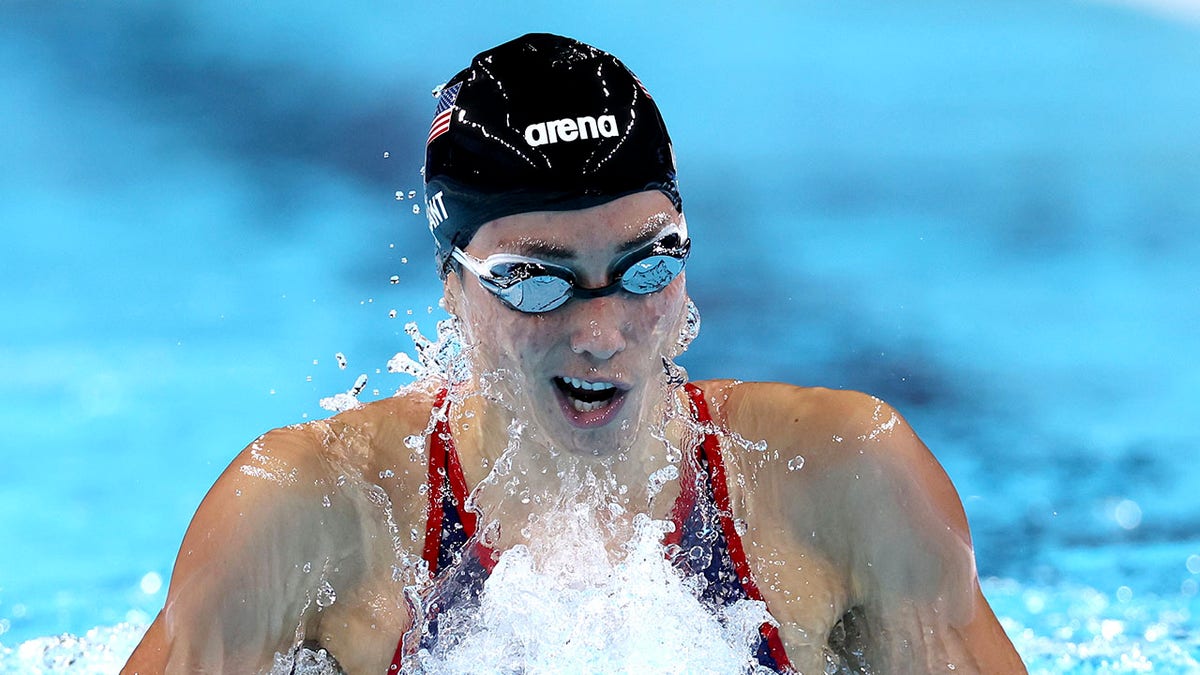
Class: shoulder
305,385,443,475
689,379,909,465
136,387,444,669
691,378,973,588
175,385,446,588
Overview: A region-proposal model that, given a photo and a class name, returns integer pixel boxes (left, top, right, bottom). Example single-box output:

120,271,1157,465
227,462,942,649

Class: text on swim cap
524,115,618,147
426,190,449,231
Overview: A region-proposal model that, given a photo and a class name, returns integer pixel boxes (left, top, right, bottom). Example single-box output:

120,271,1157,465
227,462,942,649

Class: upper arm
836,397,1026,673
124,426,363,674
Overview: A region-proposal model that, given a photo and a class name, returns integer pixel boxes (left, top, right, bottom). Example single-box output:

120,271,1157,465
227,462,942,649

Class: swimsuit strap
390,389,480,672
419,389,477,574
680,383,795,673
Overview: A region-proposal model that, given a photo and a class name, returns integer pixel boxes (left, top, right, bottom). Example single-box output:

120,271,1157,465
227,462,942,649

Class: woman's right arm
122,425,360,674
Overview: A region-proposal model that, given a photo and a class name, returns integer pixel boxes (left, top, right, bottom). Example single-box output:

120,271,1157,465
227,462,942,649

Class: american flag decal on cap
427,82,462,146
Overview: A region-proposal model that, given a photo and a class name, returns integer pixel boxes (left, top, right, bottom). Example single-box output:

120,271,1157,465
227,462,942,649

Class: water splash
10,581,1200,673
271,645,342,675
674,297,701,355
314,581,337,609
407,510,774,675
646,465,679,500
318,373,369,413
388,319,469,386
0,624,147,674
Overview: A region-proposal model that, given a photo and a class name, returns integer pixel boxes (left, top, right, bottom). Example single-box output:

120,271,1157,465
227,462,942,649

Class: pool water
2,1,1198,672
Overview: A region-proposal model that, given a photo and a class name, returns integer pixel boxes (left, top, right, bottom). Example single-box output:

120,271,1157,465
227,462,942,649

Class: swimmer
123,33,1026,674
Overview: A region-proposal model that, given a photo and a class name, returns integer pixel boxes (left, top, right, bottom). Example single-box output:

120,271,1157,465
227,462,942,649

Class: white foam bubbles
410,509,773,674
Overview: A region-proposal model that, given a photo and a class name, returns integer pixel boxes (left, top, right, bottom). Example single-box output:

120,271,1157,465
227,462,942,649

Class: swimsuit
387,384,793,673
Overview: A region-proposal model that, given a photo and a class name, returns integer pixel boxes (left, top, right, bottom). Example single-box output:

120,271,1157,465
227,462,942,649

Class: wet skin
123,193,1025,674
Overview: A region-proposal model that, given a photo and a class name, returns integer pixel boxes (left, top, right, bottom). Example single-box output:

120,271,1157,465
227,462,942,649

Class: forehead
468,191,683,257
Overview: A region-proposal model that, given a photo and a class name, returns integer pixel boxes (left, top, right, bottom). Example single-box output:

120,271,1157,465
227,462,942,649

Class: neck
446,381,693,545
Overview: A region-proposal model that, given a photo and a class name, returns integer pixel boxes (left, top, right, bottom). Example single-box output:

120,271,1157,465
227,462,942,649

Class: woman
124,33,1025,674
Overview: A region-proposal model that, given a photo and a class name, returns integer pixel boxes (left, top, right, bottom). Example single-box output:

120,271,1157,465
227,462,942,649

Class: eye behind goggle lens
500,275,573,313
621,255,685,294
486,261,546,287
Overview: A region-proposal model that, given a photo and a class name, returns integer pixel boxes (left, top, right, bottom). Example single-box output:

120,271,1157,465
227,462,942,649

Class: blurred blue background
2,0,1198,660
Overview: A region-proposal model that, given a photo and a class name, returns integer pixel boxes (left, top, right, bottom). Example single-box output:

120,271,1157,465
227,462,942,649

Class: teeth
561,376,616,392
571,399,606,412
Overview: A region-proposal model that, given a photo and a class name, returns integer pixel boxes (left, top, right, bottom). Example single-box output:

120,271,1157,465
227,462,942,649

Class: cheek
460,296,558,366
634,280,688,349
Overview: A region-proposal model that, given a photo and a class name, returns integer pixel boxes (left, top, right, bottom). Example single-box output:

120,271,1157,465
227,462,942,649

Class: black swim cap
423,33,682,276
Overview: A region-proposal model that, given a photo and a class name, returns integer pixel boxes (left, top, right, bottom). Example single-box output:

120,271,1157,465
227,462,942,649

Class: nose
568,297,629,361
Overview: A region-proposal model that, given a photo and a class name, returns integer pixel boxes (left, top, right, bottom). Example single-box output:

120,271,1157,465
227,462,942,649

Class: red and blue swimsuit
388,384,793,673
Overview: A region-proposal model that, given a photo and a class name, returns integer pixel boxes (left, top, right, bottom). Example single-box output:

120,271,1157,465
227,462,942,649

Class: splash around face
443,191,691,459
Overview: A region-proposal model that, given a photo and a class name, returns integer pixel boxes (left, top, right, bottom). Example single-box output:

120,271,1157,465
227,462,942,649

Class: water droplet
389,275,400,284
404,434,426,451
139,572,163,595
412,204,420,214
321,495,331,508
383,151,390,158
302,561,312,573
394,191,404,200
481,520,501,547
647,465,679,498
408,191,417,199
335,353,348,370
388,309,398,318
379,469,395,479
401,257,409,264
734,518,749,536
675,298,701,353
787,455,805,471
316,581,337,608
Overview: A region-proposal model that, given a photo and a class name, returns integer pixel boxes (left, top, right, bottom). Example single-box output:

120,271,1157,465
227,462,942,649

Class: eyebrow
616,227,662,254
503,218,672,259
515,239,575,259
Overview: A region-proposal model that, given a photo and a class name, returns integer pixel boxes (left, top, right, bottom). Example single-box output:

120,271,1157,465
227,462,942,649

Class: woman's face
446,191,689,456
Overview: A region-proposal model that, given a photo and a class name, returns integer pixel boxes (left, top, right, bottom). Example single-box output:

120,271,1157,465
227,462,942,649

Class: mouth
551,376,629,428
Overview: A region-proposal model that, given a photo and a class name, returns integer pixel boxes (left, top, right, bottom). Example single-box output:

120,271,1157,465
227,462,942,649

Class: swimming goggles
451,231,691,313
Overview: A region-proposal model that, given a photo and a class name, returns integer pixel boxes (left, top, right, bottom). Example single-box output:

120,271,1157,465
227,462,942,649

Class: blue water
2,1,1199,671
